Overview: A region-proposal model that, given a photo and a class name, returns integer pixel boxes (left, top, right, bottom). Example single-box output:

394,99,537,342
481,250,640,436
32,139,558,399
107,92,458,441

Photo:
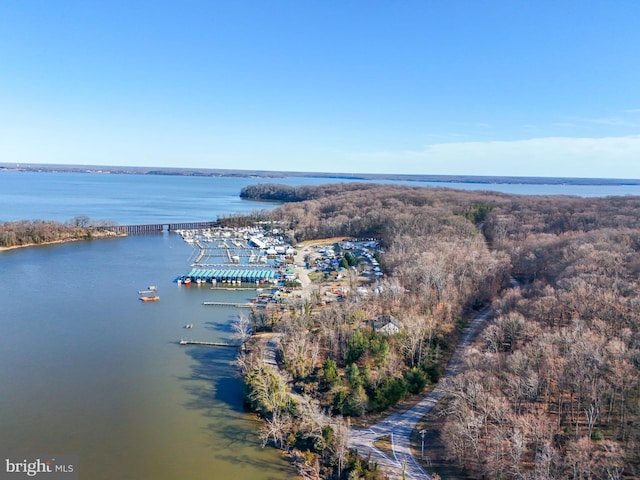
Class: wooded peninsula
0,216,119,250
234,183,640,480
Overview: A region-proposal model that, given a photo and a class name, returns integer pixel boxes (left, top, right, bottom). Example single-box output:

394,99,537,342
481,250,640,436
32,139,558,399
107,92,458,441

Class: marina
175,226,292,289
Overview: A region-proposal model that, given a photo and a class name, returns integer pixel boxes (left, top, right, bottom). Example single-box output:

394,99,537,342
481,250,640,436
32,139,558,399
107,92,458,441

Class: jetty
202,301,255,308
179,339,241,347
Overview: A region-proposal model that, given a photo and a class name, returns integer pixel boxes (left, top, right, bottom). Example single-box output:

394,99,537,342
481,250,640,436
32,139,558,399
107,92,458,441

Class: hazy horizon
1,2,639,178
3,161,640,183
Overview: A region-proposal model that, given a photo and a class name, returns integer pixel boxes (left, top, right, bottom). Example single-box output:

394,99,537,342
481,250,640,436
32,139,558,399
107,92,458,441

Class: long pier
98,221,218,235
202,301,256,308
179,339,241,347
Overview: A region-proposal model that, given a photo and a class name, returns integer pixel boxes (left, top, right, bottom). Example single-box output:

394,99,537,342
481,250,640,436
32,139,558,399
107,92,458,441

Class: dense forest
0,217,117,248
237,183,639,479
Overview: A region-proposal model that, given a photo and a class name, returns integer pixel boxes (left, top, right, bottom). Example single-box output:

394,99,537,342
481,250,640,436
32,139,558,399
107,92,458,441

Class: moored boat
140,295,160,302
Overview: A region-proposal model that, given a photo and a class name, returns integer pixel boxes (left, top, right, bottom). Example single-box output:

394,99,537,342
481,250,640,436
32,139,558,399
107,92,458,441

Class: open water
1,171,640,224
0,172,304,479
0,170,639,479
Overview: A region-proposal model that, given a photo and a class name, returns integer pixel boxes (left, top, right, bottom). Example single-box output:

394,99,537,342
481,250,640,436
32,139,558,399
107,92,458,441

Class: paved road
348,307,491,479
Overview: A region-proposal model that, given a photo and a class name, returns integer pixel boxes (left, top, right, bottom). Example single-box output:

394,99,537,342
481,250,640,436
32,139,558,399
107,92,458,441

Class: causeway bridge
98,221,219,235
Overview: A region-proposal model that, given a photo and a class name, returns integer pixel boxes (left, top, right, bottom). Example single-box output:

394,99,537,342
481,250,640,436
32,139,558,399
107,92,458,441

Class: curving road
348,307,491,479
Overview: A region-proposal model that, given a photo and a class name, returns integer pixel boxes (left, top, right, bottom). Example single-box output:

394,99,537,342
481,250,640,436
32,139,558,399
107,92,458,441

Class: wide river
1,171,639,479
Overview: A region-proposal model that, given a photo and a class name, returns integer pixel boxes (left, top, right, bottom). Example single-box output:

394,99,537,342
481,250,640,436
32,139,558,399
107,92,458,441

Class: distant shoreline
2,162,639,186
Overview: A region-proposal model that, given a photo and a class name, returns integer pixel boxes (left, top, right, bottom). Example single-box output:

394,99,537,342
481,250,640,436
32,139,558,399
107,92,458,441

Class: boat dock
179,339,241,347
202,301,256,308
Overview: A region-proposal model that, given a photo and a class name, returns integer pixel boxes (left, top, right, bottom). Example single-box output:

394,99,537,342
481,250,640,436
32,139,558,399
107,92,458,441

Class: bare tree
259,408,292,450
332,417,350,478
231,312,252,344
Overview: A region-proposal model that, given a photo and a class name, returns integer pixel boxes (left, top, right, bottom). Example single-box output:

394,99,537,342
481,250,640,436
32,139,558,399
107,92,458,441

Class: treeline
238,350,384,480
237,183,640,479
267,183,512,403
240,182,380,203
256,183,509,245
237,183,512,478
0,217,117,248
439,199,640,478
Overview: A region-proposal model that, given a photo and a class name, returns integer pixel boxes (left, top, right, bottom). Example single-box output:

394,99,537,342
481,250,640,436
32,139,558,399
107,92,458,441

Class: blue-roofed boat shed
184,268,276,283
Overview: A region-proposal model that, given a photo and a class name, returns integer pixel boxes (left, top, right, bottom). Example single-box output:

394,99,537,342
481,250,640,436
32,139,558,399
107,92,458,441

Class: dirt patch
296,237,350,247
246,331,275,350
373,435,395,461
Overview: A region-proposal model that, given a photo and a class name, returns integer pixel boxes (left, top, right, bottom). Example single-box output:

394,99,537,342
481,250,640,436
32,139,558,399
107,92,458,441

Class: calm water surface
0,171,295,223
1,171,639,224
0,173,303,479
1,171,639,479
0,234,293,479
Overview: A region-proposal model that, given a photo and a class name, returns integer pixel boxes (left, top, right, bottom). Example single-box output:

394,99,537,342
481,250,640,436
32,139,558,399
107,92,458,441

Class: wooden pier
98,221,219,235
202,301,255,308
179,339,241,347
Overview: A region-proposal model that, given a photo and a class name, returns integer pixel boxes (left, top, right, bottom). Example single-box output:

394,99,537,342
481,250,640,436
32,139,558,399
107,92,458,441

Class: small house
372,315,401,335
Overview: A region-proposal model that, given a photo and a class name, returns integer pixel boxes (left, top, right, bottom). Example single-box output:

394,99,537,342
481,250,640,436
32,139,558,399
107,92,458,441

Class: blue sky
1,1,639,178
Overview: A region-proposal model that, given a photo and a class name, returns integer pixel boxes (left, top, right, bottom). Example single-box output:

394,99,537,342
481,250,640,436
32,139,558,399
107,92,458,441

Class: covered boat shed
184,268,276,283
